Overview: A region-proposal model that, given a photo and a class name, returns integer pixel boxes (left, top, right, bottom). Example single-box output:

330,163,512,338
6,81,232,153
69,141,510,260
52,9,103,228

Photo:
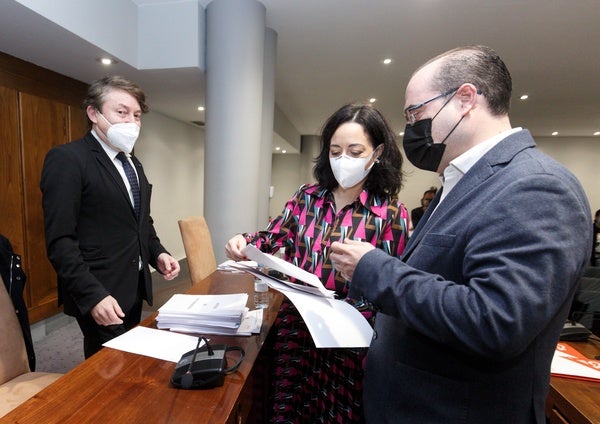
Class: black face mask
403,114,465,172
402,118,446,172
403,89,466,172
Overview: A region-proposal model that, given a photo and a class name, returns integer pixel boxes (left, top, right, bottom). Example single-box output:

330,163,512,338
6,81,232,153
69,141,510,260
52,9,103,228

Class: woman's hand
225,234,248,261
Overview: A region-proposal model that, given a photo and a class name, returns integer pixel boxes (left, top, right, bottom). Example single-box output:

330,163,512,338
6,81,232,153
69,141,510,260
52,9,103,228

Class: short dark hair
425,45,512,116
422,187,438,198
313,103,403,196
83,76,149,127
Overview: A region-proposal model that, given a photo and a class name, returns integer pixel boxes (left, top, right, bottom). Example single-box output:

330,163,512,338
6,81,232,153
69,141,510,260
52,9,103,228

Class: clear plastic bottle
254,279,269,309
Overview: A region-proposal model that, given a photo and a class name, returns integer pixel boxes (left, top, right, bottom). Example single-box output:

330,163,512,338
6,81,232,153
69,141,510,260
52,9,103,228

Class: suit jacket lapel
402,187,443,260
85,133,137,219
401,130,536,261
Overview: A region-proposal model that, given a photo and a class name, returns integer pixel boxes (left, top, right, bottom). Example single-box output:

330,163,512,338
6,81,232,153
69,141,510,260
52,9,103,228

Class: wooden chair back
178,216,217,284
0,275,30,384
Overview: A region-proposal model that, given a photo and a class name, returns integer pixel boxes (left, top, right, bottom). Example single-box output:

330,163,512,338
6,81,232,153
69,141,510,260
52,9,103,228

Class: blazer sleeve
135,164,170,272
146,213,169,271
350,169,591,360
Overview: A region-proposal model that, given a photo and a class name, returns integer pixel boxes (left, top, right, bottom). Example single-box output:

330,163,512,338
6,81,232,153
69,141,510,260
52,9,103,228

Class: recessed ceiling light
594,131,600,136
398,131,404,136
369,98,376,103
275,146,280,151
520,94,529,100
551,131,558,136
197,106,205,111
382,58,392,65
97,57,117,66
281,150,287,154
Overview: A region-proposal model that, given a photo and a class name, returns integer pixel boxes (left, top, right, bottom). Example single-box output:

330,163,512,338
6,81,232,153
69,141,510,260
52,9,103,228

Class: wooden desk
1,271,282,424
546,339,600,424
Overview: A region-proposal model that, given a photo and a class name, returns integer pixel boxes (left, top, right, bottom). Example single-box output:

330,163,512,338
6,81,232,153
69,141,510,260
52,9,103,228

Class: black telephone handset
171,336,245,389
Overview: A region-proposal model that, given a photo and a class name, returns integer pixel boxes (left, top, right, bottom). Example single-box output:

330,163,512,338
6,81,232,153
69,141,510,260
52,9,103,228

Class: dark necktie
116,152,140,219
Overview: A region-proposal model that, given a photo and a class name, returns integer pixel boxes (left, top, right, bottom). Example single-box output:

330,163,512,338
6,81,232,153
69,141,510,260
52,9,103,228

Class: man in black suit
41,76,180,358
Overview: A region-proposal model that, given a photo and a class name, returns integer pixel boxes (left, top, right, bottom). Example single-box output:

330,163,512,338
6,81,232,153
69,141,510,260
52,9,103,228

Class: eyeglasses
404,87,459,126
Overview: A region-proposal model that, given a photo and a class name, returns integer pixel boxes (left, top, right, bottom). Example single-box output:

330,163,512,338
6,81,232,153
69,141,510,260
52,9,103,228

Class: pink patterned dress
244,184,409,423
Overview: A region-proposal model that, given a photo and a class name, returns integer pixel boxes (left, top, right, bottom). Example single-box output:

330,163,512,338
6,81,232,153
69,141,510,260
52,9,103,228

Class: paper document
224,247,373,348
551,342,600,382
226,261,335,298
103,326,202,362
241,245,335,298
282,289,373,348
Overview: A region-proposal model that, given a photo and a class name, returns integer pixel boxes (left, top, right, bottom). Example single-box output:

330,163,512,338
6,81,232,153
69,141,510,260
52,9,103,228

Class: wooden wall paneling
1,50,89,323
0,51,87,107
0,86,26,257
70,104,89,141
19,92,69,322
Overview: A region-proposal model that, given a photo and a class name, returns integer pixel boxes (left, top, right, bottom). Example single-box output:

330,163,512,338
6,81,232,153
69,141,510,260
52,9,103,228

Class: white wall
397,152,442,216
269,136,600,225
17,0,205,71
269,154,303,221
134,111,205,261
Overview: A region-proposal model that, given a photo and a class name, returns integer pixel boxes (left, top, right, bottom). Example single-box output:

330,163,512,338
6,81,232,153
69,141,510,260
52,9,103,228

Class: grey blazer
350,130,592,423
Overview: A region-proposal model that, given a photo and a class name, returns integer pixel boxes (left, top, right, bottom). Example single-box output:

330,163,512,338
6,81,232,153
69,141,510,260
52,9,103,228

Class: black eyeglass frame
404,87,460,126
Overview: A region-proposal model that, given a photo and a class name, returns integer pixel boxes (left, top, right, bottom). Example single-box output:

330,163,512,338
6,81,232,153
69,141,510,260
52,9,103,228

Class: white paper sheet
158,293,248,317
241,245,335,297
225,261,335,298
551,342,600,381
274,283,373,348
221,251,374,348
102,326,202,362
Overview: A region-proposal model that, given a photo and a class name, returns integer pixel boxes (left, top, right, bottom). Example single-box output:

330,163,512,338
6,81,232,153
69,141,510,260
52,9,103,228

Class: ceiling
1,0,599,153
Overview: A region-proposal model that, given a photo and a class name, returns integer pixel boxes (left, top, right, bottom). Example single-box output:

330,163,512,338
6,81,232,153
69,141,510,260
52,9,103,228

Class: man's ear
86,105,99,124
456,83,479,111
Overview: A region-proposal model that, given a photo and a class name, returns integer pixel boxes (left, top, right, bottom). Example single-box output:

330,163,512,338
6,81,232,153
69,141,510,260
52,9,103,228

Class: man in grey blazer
41,76,180,358
331,46,591,423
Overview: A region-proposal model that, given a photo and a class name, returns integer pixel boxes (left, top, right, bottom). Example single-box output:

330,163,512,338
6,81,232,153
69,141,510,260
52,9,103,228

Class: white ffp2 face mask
97,111,140,154
329,152,375,189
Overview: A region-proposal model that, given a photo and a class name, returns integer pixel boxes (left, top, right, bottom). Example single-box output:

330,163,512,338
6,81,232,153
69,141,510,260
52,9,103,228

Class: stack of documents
156,293,261,336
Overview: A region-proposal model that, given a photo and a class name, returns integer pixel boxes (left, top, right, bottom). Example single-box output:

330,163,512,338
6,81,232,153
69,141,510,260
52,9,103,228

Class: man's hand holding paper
330,239,376,281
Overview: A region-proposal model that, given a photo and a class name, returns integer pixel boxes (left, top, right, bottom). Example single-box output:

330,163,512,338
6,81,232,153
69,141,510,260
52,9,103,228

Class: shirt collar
307,184,388,218
445,127,522,177
437,127,522,205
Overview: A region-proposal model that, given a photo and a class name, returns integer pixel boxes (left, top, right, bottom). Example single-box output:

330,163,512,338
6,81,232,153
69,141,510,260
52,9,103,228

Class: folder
551,342,600,382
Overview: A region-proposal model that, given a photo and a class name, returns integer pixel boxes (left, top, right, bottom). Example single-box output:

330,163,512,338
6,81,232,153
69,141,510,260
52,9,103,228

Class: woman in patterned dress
225,103,409,423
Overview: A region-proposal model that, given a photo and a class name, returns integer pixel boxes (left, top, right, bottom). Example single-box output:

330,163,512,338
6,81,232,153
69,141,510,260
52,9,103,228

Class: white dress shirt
91,129,142,270
91,129,139,207
437,127,522,206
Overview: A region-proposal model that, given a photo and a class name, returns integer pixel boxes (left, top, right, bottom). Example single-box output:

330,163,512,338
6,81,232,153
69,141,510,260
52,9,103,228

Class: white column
205,0,265,263
257,27,277,228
